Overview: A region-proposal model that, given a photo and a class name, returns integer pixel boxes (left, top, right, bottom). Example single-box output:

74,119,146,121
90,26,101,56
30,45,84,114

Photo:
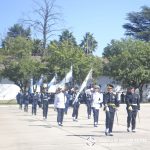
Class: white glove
106,106,109,112
128,106,132,111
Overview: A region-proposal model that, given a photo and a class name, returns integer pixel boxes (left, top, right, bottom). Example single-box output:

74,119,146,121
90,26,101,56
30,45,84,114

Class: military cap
94,85,100,89
107,84,114,88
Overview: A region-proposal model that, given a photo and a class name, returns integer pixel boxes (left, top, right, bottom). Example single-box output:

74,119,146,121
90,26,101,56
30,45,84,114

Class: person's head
94,85,100,92
107,84,114,93
57,87,62,93
130,87,135,94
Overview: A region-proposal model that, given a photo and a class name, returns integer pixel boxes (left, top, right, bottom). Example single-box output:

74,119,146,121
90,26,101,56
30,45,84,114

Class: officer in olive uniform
125,87,140,132
103,84,120,136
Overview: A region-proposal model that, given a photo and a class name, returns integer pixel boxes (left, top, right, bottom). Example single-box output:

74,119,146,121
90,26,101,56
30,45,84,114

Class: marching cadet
24,92,29,112
103,84,120,136
54,87,67,126
85,88,94,119
64,88,71,115
125,87,140,132
16,90,23,110
72,87,81,122
32,92,38,115
42,89,49,120
91,85,103,127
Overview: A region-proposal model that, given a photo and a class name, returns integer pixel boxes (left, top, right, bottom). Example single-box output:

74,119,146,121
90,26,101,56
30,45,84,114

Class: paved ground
0,104,150,150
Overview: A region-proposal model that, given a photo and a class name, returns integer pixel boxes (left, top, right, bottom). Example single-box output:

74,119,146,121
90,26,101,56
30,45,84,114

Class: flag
48,84,59,93
48,74,57,88
35,75,44,92
36,75,44,86
59,65,73,86
29,78,34,93
73,69,92,103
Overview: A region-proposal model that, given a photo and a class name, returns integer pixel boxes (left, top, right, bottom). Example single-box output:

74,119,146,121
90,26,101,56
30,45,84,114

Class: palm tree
80,32,98,54
59,29,77,46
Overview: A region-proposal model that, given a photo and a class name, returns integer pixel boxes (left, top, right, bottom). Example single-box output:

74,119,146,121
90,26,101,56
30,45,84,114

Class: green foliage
123,6,150,41
59,29,77,46
103,39,125,59
80,32,98,54
7,23,31,38
1,36,43,91
3,36,33,59
32,39,43,56
44,40,102,84
104,39,150,89
2,57,43,92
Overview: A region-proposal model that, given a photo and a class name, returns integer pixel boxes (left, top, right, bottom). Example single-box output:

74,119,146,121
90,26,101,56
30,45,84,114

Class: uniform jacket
103,92,120,112
125,93,140,110
54,92,67,108
91,92,103,109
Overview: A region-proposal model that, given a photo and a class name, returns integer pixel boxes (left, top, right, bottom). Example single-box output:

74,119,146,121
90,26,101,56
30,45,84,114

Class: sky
0,0,149,56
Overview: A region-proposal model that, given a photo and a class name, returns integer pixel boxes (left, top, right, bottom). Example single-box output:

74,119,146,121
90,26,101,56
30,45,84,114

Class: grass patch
0,100,17,105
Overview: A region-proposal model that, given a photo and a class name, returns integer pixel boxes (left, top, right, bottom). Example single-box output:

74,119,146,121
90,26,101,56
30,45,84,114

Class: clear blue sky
0,0,149,56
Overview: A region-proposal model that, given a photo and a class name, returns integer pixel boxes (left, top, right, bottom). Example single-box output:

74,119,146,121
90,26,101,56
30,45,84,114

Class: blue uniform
32,93,38,115
72,92,81,121
42,93,49,119
125,92,140,131
24,93,29,112
103,92,120,135
16,92,23,109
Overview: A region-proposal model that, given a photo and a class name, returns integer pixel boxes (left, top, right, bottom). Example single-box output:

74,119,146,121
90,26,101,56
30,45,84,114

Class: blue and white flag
36,75,44,86
29,78,34,93
59,65,73,86
73,68,92,103
48,74,57,88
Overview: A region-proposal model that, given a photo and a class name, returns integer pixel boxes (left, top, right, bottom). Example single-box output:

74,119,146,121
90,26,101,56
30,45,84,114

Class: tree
2,36,33,60
80,32,98,54
104,39,150,101
32,39,43,56
6,24,31,38
2,58,43,92
1,24,31,49
103,39,125,60
123,6,150,41
23,0,62,55
0,36,44,92
44,40,102,85
59,29,77,46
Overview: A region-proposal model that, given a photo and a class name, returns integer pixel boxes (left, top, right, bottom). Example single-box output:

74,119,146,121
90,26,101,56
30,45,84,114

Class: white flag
36,75,44,86
73,69,92,103
48,75,57,88
59,66,73,86
48,84,59,93
30,78,34,93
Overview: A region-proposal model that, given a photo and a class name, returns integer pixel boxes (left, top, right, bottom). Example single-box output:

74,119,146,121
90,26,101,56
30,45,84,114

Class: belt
108,103,116,107
131,104,137,106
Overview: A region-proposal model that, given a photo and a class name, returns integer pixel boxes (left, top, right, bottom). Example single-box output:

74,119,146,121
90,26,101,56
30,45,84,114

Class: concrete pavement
0,104,150,150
